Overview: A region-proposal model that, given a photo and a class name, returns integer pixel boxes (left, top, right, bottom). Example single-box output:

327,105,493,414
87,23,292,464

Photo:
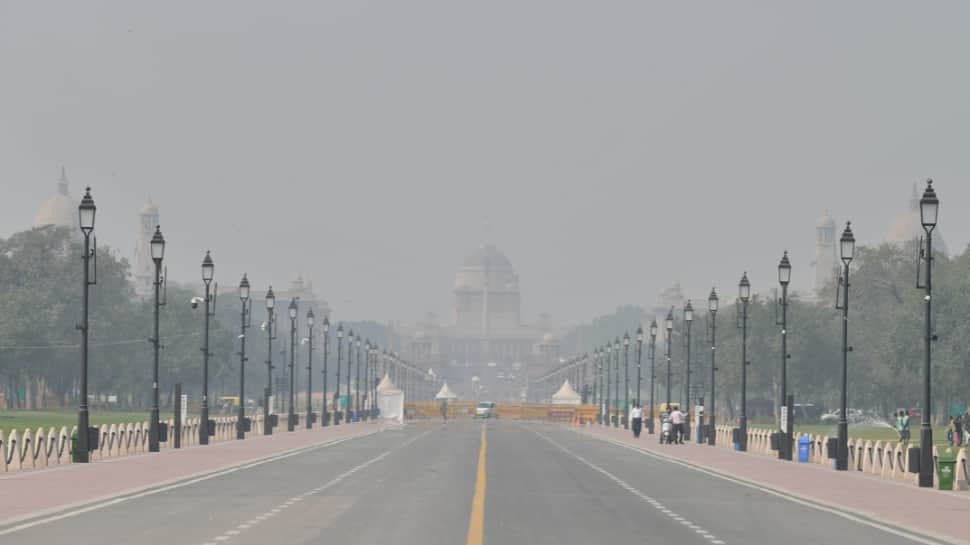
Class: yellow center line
466,424,487,545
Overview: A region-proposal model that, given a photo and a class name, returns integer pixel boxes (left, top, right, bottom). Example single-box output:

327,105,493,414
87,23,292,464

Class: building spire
58,166,68,195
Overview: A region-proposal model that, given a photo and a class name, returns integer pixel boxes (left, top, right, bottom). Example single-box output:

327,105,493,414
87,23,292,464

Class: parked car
476,401,496,419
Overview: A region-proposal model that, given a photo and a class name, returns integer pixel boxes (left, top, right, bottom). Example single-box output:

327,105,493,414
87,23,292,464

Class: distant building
133,199,160,298
393,243,557,400
813,211,837,294
33,167,76,232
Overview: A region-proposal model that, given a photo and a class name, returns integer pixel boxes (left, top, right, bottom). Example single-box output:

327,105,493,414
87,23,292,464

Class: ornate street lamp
918,180,939,487
76,187,97,462
334,324,344,425
648,319,658,434
835,223,855,470
605,344,612,426
635,327,644,407
346,330,355,422
263,286,277,435
149,226,166,451
737,272,750,451
684,299,694,439
236,274,252,440
665,308,674,413
777,251,792,459
287,299,298,431
305,309,315,429
623,333,630,429
199,251,217,445
321,317,331,426
355,336,363,420
613,338,620,427
707,288,719,446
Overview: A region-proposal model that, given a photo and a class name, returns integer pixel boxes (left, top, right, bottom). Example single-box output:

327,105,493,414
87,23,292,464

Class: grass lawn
0,410,152,433
766,423,955,447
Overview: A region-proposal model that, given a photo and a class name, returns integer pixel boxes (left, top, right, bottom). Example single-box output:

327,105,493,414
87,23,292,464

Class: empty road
0,420,950,545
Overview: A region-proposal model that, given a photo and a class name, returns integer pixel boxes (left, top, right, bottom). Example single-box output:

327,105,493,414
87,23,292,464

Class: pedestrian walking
630,404,643,438
669,406,686,444
900,410,911,444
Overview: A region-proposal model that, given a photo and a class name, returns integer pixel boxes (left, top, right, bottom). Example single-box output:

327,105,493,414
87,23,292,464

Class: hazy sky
3,2,969,325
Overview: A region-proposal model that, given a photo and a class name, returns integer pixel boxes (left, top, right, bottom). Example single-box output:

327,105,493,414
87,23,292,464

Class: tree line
561,241,968,424
0,226,387,412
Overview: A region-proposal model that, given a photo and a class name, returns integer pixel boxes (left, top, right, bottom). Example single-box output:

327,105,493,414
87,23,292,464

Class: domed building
33,167,76,231
395,242,558,400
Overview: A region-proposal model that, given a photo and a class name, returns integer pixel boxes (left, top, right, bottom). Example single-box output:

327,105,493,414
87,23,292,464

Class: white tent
377,374,405,424
551,380,582,405
435,381,458,400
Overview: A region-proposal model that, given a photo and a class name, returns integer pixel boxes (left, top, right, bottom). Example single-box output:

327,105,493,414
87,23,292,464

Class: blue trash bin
797,434,810,463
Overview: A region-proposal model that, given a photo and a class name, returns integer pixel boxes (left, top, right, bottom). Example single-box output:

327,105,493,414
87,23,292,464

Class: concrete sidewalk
0,421,380,525
580,424,970,545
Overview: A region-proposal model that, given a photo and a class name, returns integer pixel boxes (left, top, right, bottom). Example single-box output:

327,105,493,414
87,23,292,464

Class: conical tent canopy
435,381,458,400
377,373,400,394
551,379,582,405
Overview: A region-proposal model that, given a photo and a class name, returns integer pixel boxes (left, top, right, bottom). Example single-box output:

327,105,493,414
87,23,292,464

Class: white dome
33,168,75,229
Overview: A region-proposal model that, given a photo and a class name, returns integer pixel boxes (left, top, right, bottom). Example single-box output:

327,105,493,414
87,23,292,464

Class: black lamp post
305,309,315,429
918,180,939,488
236,274,251,440
777,252,792,460
738,272,750,452
334,324,344,425
199,251,216,446
346,331,355,422
635,327,643,407
287,299,298,432
613,338,620,428
321,317,330,426
707,288,719,446
355,337,362,420
372,345,379,418
263,286,276,435
76,187,96,463
648,319,658,434
835,223,854,470
623,333,630,429
149,226,165,452
684,300,693,439
363,340,371,421
593,348,603,424
603,341,613,426
665,308,674,412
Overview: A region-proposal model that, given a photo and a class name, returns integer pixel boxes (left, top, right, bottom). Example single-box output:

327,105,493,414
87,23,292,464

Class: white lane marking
586,431,954,545
0,427,382,537
532,429,725,544
195,427,434,545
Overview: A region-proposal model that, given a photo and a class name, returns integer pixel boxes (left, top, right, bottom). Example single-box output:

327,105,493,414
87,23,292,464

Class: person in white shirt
630,404,644,438
669,408,686,444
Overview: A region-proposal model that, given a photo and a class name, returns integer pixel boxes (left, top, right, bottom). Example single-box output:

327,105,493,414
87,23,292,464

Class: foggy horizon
3,2,969,326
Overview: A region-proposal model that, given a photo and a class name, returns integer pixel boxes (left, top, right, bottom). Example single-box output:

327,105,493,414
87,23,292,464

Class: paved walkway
0,421,380,524
580,424,970,545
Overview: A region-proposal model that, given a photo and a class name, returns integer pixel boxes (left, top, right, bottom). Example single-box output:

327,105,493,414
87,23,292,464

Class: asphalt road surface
0,420,951,545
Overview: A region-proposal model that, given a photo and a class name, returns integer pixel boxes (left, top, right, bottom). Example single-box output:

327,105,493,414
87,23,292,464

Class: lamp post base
835,421,849,471
918,426,934,487
149,407,160,452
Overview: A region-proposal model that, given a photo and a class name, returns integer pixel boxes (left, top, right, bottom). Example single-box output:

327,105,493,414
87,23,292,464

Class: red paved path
0,422,380,524
580,424,970,545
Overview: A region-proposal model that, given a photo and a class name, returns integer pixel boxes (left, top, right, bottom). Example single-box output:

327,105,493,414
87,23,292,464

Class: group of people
895,409,970,447
947,413,969,446
628,404,687,444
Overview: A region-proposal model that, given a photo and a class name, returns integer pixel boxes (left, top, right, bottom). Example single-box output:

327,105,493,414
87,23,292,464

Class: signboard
180,394,188,422
780,405,789,433
268,395,276,415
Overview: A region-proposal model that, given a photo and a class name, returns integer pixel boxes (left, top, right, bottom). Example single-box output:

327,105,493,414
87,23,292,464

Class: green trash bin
70,431,78,463
937,447,957,491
